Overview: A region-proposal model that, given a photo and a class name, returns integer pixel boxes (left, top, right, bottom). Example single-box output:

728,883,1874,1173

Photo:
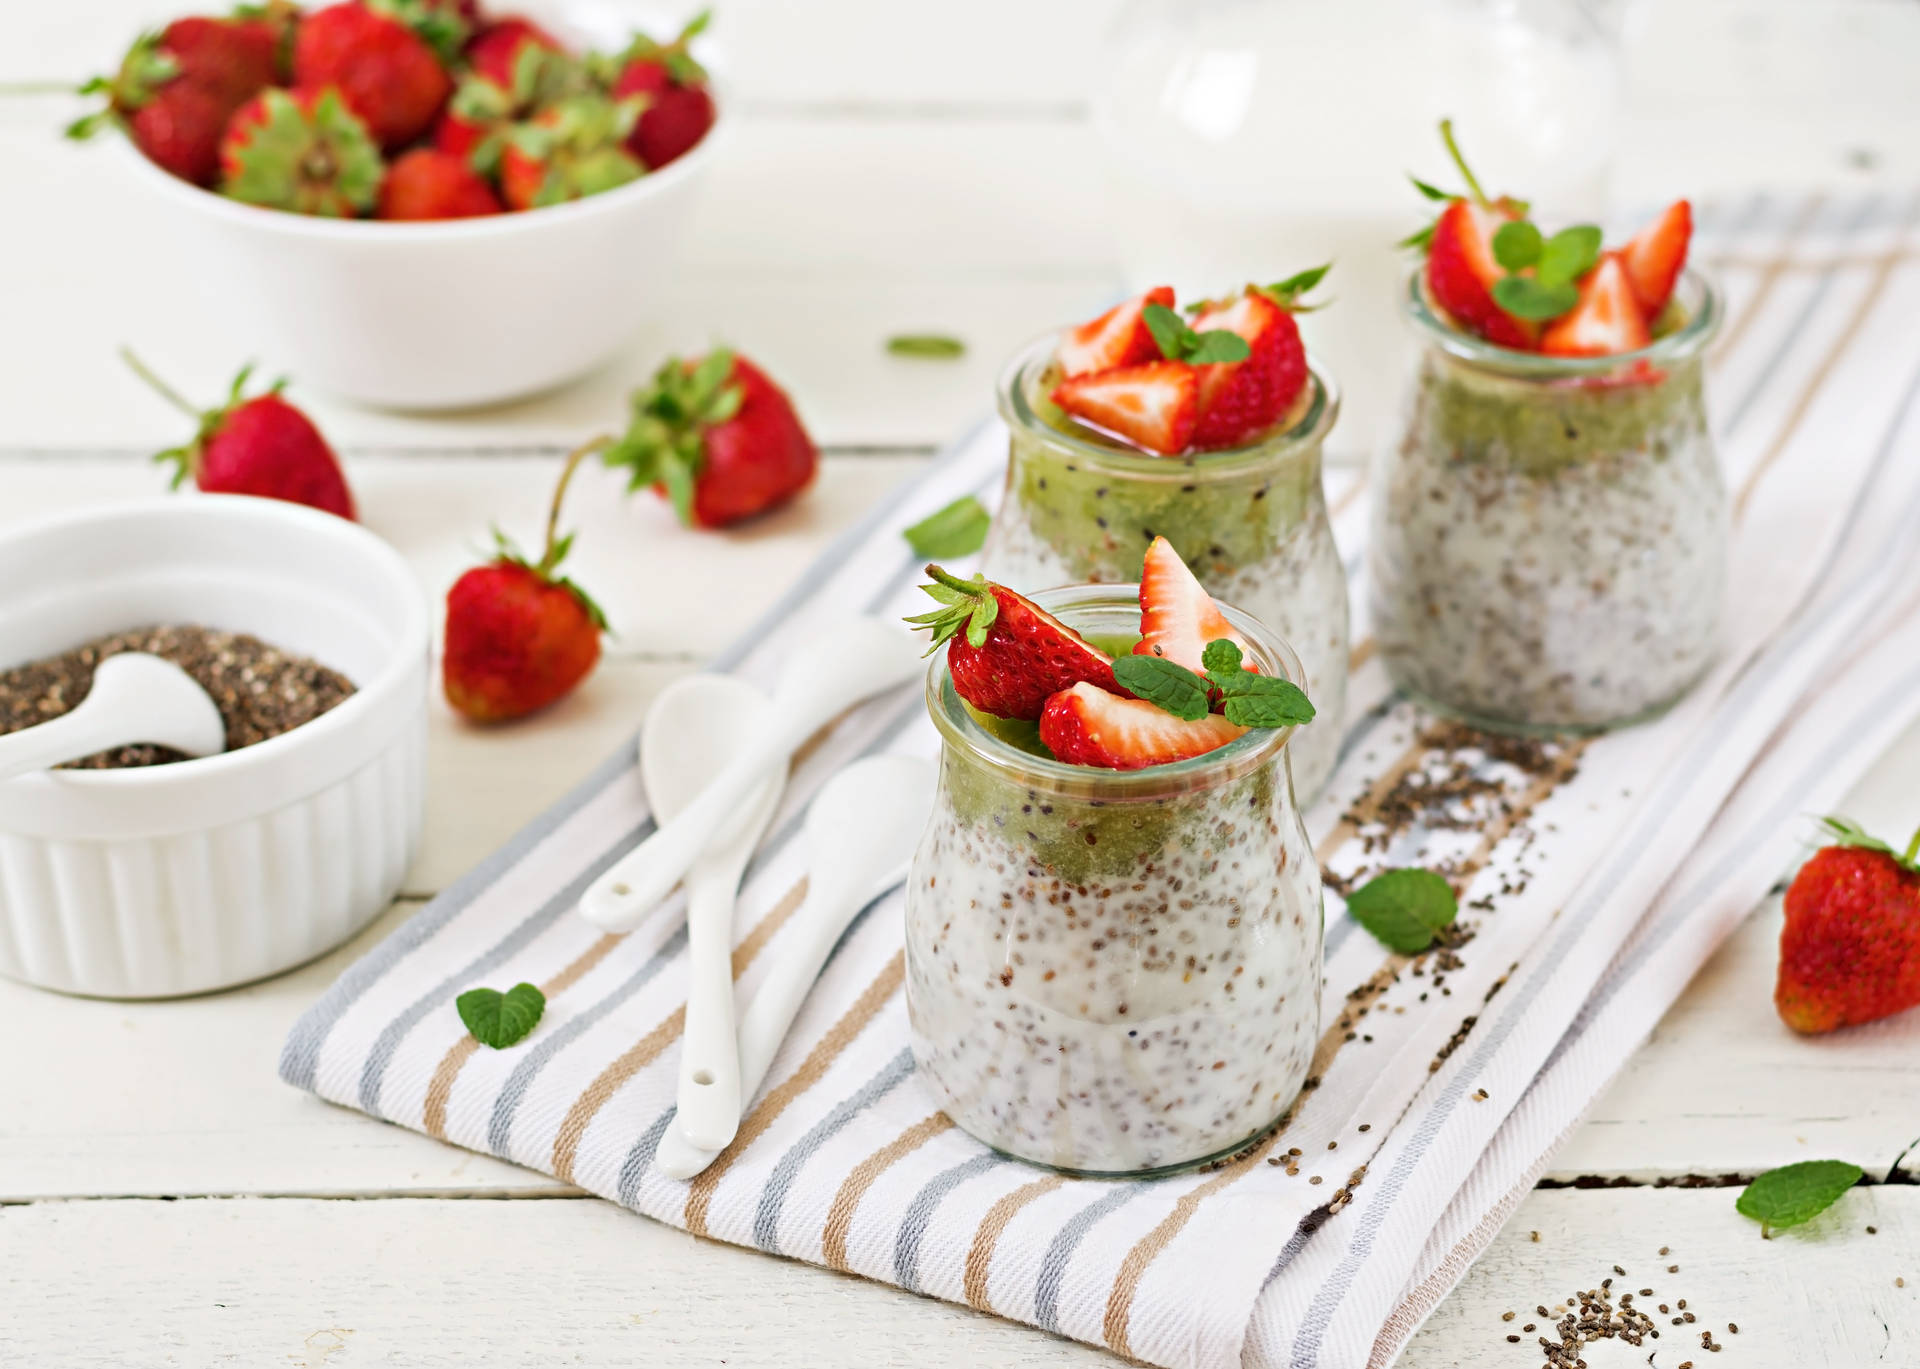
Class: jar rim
1400,265,1721,377
924,583,1306,798
995,331,1340,479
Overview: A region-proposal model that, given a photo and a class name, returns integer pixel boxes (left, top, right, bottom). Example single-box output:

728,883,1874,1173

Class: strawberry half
1039,682,1246,770
1189,288,1308,450
1540,255,1651,358
1133,535,1251,671
1428,199,1539,350
1619,198,1692,320
1055,286,1175,379
1052,360,1198,456
906,567,1120,722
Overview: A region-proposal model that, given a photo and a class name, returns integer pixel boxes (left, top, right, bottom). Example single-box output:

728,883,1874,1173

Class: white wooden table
5,3,1919,1364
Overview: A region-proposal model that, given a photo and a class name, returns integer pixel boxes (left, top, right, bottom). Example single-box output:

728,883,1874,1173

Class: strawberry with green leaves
443,441,608,723
498,93,645,209
293,1,455,150
906,567,1121,721
603,350,817,528
1776,816,1920,1034
606,9,718,170
435,16,583,173
219,86,384,217
1185,265,1326,449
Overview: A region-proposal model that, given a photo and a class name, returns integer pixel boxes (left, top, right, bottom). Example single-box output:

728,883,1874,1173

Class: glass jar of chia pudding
1368,268,1725,733
981,336,1350,801
904,584,1323,1177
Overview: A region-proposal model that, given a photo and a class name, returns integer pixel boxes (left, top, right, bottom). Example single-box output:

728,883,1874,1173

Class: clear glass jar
1369,268,1726,733
981,336,1349,802
904,585,1323,1177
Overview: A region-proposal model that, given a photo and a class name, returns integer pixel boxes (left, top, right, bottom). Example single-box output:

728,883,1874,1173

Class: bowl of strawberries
71,1,722,410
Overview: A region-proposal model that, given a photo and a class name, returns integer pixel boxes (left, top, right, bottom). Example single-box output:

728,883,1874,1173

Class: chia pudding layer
981,340,1350,802
904,588,1323,1176
1369,271,1727,732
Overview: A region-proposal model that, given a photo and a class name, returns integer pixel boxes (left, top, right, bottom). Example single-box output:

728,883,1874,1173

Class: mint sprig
1736,1160,1863,1238
1344,869,1458,955
1489,221,1601,320
903,496,991,558
1111,655,1210,721
1112,636,1315,729
457,982,546,1049
1143,303,1251,365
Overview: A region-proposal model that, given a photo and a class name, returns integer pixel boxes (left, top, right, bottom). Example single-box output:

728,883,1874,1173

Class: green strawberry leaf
1408,174,1453,202
905,566,999,654
1262,263,1332,313
1344,868,1458,955
1492,219,1543,272
456,982,546,1049
903,496,992,558
1735,1160,1863,1237
1492,274,1579,321
1398,223,1437,253
1537,224,1604,287
1111,654,1211,721
887,334,967,359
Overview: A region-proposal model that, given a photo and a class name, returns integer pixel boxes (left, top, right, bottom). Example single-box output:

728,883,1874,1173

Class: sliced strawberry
1541,255,1652,358
1619,198,1691,320
1427,199,1538,350
1040,682,1246,770
907,567,1120,721
1055,286,1175,378
1189,289,1308,449
1132,535,1252,671
1051,361,1198,456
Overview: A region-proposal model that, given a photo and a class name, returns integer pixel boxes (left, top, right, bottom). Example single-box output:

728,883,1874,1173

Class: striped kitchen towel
282,190,1920,1369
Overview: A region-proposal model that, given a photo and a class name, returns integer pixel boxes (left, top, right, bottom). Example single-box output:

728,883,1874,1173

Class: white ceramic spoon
640,675,788,1153
653,752,936,1180
0,653,225,784
578,617,925,934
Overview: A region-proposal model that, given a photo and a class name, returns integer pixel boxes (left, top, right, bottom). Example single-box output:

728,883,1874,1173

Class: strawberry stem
539,436,611,576
1439,118,1487,207
119,346,203,422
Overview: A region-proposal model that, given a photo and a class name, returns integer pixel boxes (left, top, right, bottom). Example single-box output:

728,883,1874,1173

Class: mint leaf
1492,219,1542,272
903,496,991,558
1537,225,1603,286
457,982,546,1049
1185,331,1252,364
1111,654,1210,721
1214,673,1316,728
887,333,966,359
1201,637,1243,673
1736,1160,1863,1237
1144,302,1250,365
1344,869,1458,955
1492,275,1579,321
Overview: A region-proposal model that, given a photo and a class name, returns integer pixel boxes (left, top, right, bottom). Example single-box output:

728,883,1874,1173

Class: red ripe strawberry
1039,682,1245,770
1427,198,1539,351
1188,286,1310,450
1133,535,1251,672
1620,198,1692,320
605,350,817,529
378,147,502,220
468,15,563,86
498,94,643,209
1055,287,1175,379
905,567,1120,721
608,11,717,170
67,15,282,186
122,349,356,520
1776,817,1920,1034
1052,361,1199,456
440,35,592,180
1540,255,1651,358
219,87,384,218
293,2,453,149
443,442,607,722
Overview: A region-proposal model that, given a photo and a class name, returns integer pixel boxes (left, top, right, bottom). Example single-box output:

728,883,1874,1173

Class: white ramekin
113,2,721,411
0,497,431,999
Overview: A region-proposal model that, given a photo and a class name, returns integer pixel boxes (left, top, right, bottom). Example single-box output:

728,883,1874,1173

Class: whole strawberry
906,567,1120,721
122,349,356,520
443,443,607,722
1776,817,1920,1035
498,94,644,209
606,10,716,170
434,26,586,176
67,14,283,186
220,87,384,217
293,1,454,149
604,350,817,528
467,15,564,87
379,147,502,219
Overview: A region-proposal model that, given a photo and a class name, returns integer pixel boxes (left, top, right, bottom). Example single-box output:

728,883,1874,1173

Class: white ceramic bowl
0,497,430,998
115,4,720,410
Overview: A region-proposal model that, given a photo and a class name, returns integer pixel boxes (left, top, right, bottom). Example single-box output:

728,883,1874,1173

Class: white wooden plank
1402,1187,1919,1368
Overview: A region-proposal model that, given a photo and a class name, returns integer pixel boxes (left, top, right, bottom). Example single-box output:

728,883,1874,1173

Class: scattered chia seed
0,625,355,768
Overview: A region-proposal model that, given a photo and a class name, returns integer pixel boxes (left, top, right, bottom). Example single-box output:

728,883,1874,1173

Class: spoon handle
675,864,745,1151
0,707,137,785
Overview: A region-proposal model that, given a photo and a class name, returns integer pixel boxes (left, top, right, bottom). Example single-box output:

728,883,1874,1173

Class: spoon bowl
0,653,225,787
